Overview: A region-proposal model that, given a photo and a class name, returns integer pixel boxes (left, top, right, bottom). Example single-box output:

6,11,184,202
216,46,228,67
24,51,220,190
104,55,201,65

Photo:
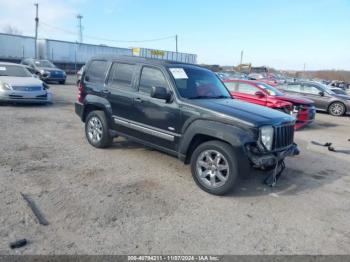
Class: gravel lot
1,76,350,255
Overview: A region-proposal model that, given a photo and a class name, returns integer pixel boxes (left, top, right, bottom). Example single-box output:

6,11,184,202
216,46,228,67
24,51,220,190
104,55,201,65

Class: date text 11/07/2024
127,255,220,261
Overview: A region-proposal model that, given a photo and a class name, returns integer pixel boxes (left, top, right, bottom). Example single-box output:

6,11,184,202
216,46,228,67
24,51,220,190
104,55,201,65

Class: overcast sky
0,0,349,70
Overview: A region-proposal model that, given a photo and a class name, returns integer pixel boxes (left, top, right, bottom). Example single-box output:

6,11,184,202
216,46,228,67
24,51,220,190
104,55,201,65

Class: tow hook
264,160,286,186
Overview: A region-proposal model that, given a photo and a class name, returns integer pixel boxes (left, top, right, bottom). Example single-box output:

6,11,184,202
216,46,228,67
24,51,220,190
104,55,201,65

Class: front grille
273,124,294,150
12,86,42,91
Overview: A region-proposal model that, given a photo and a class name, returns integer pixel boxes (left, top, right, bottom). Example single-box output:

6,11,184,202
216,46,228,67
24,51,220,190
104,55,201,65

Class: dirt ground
0,76,350,255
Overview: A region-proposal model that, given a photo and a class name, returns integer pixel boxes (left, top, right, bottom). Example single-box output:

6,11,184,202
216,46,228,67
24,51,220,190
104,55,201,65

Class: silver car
278,81,350,116
0,62,52,104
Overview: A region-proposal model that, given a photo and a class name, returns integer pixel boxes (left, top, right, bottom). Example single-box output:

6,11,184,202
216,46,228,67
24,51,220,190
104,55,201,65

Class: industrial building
0,33,197,72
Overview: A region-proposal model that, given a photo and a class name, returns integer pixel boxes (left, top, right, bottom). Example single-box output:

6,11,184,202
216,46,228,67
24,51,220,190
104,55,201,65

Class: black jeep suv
75,56,299,195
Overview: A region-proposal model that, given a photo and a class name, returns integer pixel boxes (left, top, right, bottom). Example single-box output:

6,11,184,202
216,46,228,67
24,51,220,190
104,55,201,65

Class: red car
223,79,316,130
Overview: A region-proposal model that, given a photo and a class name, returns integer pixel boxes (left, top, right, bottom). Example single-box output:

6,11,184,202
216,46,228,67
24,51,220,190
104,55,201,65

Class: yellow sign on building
132,48,140,56
150,49,165,56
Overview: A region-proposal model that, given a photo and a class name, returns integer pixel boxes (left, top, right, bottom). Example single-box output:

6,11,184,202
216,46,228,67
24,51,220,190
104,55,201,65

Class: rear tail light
77,82,86,103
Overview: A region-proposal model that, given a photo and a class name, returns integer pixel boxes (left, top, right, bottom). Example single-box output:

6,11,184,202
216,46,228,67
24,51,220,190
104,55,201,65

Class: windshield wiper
187,95,231,99
187,95,213,99
211,95,231,99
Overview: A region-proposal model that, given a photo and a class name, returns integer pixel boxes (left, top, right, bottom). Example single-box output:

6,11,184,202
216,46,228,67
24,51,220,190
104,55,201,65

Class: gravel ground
0,76,350,255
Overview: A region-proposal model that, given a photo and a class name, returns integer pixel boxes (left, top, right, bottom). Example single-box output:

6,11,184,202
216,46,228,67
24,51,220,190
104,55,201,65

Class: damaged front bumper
245,143,300,186
246,143,300,170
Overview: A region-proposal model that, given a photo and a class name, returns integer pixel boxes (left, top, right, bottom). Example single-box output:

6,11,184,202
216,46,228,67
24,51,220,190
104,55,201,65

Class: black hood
187,98,295,127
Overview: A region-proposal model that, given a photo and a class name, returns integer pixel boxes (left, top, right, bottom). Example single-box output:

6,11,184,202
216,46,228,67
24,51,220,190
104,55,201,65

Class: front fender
179,120,256,174
179,120,256,154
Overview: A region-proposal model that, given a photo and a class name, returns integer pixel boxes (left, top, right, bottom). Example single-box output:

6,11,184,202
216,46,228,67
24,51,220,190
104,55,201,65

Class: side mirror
319,91,324,96
85,75,90,82
151,86,172,102
255,91,265,97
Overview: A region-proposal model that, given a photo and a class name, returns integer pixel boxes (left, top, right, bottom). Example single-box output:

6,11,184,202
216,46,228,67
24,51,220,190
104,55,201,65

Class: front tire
191,140,239,195
59,80,66,85
328,102,346,116
85,111,113,148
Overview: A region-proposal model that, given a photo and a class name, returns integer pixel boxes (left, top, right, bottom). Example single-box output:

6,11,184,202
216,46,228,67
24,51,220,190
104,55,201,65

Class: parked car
223,80,316,130
75,56,299,195
329,87,348,95
329,80,349,90
278,81,350,116
216,71,246,80
21,58,66,84
0,62,52,104
77,65,85,86
247,73,279,87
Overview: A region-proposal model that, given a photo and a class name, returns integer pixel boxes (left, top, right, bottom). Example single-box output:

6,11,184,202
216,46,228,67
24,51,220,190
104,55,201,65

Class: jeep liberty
75,56,299,195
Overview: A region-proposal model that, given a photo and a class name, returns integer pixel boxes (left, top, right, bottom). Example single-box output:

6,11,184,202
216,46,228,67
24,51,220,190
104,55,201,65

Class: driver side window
237,83,259,95
301,85,320,95
139,67,168,95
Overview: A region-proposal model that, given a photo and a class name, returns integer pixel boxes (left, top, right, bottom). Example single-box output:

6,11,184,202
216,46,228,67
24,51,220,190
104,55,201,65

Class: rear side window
108,63,135,89
139,67,168,94
86,60,108,83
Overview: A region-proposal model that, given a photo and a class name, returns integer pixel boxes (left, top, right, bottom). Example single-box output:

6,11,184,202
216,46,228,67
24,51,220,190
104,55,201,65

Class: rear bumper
246,143,299,169
75,101,84,121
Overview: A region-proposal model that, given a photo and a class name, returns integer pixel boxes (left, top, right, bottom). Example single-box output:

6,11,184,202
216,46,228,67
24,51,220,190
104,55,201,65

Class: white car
0,62,52,104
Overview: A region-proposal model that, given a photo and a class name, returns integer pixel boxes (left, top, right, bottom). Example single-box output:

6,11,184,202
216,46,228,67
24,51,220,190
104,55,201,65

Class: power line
40,21,175,43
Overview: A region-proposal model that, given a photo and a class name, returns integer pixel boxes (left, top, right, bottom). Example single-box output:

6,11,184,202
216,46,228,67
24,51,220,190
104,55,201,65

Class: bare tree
2,25,22,35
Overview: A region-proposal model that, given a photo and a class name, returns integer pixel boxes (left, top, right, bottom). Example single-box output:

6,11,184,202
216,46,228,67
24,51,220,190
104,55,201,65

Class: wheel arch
179,120,253,174
82,95,113,122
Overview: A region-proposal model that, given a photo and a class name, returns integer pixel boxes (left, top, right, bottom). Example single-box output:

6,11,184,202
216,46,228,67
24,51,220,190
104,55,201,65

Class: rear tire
328,102,345,116
191,140,239,195
85,110,113,148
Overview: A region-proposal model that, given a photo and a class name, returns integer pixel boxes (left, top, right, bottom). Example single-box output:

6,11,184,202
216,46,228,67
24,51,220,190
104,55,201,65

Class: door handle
134,97,143,103
102,89,110,94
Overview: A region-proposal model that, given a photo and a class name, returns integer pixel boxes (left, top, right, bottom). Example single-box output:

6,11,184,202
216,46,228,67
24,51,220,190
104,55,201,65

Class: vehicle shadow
97,138,346,198
228,163,344,197
0,103,50,107
108,137,148,151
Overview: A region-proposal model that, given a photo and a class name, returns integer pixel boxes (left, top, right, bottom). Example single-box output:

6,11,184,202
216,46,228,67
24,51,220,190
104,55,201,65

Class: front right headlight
260,126,274,150
0,81,12,91
40,69,50,76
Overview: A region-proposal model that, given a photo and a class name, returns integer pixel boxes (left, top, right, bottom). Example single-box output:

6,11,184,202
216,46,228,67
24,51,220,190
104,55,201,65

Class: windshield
257,83,284,96
0,65,32,77
169,66,231,99
35,60,55,68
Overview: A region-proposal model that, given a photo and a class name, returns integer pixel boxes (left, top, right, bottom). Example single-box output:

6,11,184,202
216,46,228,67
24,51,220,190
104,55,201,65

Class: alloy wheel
196,150,230,188
87,116,103,143
330,103,344,116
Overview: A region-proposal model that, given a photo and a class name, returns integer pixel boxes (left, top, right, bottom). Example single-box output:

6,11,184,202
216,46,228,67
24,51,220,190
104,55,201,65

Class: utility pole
77,14,83,43
240,50,244,65
239,50,244,72
175,34,178,53
34,3,39,59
